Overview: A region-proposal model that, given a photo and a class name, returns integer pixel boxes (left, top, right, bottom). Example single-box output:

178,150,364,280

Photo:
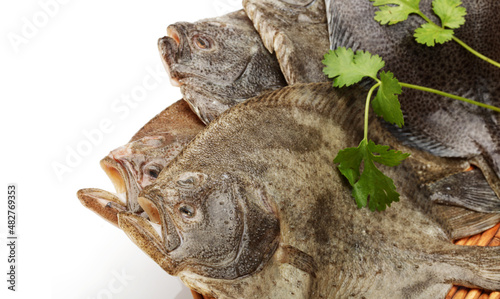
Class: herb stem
365,82,381,140
451,36,500,69
399,82,500,113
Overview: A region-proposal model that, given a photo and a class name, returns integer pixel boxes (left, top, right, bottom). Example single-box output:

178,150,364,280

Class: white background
0,0,242,298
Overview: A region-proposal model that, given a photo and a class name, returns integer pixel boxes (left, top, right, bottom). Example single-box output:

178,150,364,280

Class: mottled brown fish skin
78,100,205,225
243,0,330,84
158,10,287,125
326,0,500,180
123,83,500,298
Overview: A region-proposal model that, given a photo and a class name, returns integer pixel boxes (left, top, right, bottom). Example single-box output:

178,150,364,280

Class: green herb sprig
322,0,500,211
371,0,500,68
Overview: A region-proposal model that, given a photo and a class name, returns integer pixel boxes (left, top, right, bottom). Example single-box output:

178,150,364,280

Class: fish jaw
118,212,179,275
77,188,127,227
137,191,182,253
158,36,183,87
100,156,143,213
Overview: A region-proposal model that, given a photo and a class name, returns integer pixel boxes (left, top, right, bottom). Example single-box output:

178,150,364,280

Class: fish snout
158,36,183,87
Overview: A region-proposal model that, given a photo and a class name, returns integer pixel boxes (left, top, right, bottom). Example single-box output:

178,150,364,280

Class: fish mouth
137,192,182,252
77,188,127,226
76,156,145,227
158,25,187,87
116,192,182,275
100,156,143,213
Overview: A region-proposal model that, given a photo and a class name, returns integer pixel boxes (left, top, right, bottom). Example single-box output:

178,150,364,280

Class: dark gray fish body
243,0,330,84
78,100,205,226
326,0,500,181
158,10,287,125
119,83,500,298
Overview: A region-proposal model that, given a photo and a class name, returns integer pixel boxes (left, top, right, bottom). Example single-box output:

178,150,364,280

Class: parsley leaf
432,0,466,29
334,140,410,211
370,0,421,25
372,71,404,127
322,47,384,87
414,23,454,46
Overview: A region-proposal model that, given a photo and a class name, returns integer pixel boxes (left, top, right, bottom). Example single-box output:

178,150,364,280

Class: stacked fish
77,1,500,298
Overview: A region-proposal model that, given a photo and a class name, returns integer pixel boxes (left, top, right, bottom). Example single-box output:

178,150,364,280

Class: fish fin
243,0,329,84
470,155,500,201
432,204,500,240
325,0,359,51
450,246,500,291
384,122,463,158
277,245,317,278
428,168,500,213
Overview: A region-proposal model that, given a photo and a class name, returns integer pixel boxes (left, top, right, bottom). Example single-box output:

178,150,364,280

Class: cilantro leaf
370,0,421,25
432,0,466,29
372,71,404,127
414,23,454,46
322,47,384,87
334,146,363,186
366,141,410,167
352,160,400,211
334,140,410,211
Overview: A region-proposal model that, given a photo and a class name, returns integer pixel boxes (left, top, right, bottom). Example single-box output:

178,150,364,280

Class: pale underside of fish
325,0,500,197
117,83,500,299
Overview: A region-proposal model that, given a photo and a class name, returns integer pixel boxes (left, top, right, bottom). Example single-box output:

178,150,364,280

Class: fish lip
77,188,127,227
159,24,191,87
158,36,183,87
138,189,182,253
100,156,143,214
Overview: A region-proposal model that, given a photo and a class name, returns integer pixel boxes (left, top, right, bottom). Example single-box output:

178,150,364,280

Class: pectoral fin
277,245,317,278
428,168,500,213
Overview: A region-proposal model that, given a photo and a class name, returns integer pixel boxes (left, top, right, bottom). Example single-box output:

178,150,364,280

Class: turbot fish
158,10,287,124
78,100,204,226
325,0,500,194
119,83,500,299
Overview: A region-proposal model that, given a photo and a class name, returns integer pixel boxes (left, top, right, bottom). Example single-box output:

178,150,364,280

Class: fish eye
146,165,162,180
192,35,212,50
178,204,196,219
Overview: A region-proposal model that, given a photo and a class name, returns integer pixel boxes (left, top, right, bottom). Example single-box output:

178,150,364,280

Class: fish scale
119,83,500,298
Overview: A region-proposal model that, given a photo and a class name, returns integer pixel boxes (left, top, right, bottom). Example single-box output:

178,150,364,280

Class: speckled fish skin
326,0,500,181
78,100,205,225
119,83,500,299
158,10,287,125
243,0,330,84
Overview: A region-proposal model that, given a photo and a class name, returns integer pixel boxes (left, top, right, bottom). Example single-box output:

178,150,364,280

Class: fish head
78,134,186,226
158,10,286,124
99,134,185,212
122,169,280,279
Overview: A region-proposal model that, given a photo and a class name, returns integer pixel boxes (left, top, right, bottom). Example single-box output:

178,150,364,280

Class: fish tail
446,245,500,291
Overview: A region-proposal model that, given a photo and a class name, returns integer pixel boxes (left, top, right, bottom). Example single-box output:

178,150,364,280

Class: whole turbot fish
326,0,500,196
158,10,287,125
78,100,204,226
118,83,500,299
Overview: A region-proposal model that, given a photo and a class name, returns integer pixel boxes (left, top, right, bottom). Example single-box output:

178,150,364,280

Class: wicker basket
189,223,500,299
